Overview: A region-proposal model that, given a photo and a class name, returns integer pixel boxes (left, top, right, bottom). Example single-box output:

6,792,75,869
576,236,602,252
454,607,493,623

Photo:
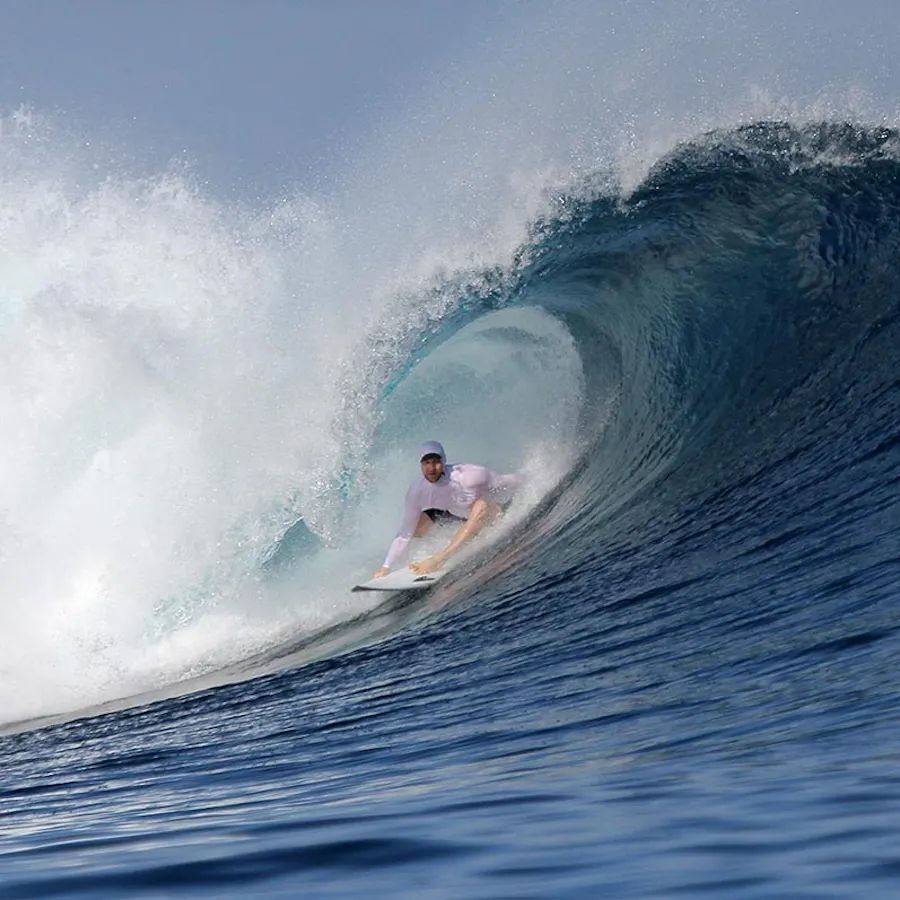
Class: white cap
418,440,446,462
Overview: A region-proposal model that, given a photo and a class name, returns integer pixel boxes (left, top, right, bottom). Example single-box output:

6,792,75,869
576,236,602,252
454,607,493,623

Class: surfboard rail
351,567,444,592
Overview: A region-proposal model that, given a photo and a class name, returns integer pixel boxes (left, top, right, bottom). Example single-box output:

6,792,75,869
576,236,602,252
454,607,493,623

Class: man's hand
372,566,390,579
409,553,446,576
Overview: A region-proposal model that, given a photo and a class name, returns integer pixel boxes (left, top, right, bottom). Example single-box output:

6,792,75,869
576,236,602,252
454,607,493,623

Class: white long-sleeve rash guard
382,463,522,570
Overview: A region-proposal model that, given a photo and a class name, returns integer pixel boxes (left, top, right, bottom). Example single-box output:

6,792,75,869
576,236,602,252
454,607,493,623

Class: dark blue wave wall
503,123,899,605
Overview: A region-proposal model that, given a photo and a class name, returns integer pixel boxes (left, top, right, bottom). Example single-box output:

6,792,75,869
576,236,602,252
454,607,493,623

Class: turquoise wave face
292,119,900,641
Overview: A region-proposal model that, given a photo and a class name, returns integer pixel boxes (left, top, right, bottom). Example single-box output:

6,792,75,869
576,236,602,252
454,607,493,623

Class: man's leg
410,498,499,575
453,497,499,544
413,510,434,538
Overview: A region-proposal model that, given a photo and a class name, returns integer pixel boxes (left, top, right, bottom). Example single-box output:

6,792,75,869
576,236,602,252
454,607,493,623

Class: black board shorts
424,508,467,525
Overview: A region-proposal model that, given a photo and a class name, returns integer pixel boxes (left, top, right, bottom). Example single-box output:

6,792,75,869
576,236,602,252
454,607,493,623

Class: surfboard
352,566,445,592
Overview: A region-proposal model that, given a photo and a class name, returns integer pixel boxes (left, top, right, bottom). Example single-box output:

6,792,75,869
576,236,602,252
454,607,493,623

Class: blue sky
3,1,899,202
0,1,507,194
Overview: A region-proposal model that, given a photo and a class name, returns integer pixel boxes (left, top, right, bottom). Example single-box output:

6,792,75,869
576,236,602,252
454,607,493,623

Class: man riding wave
373,440,523,578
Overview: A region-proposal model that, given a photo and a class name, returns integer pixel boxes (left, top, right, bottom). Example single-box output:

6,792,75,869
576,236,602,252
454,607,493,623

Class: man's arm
373,484,421,576
488,470,525,503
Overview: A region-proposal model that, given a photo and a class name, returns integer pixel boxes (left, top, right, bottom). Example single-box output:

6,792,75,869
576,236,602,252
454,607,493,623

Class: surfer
372,440,523,578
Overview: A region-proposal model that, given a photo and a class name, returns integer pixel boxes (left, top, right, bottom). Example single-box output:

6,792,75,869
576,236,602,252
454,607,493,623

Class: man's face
420,454,444,483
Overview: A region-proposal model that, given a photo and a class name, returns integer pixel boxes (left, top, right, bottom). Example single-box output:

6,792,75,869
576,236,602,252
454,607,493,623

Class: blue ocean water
2,120,900,898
